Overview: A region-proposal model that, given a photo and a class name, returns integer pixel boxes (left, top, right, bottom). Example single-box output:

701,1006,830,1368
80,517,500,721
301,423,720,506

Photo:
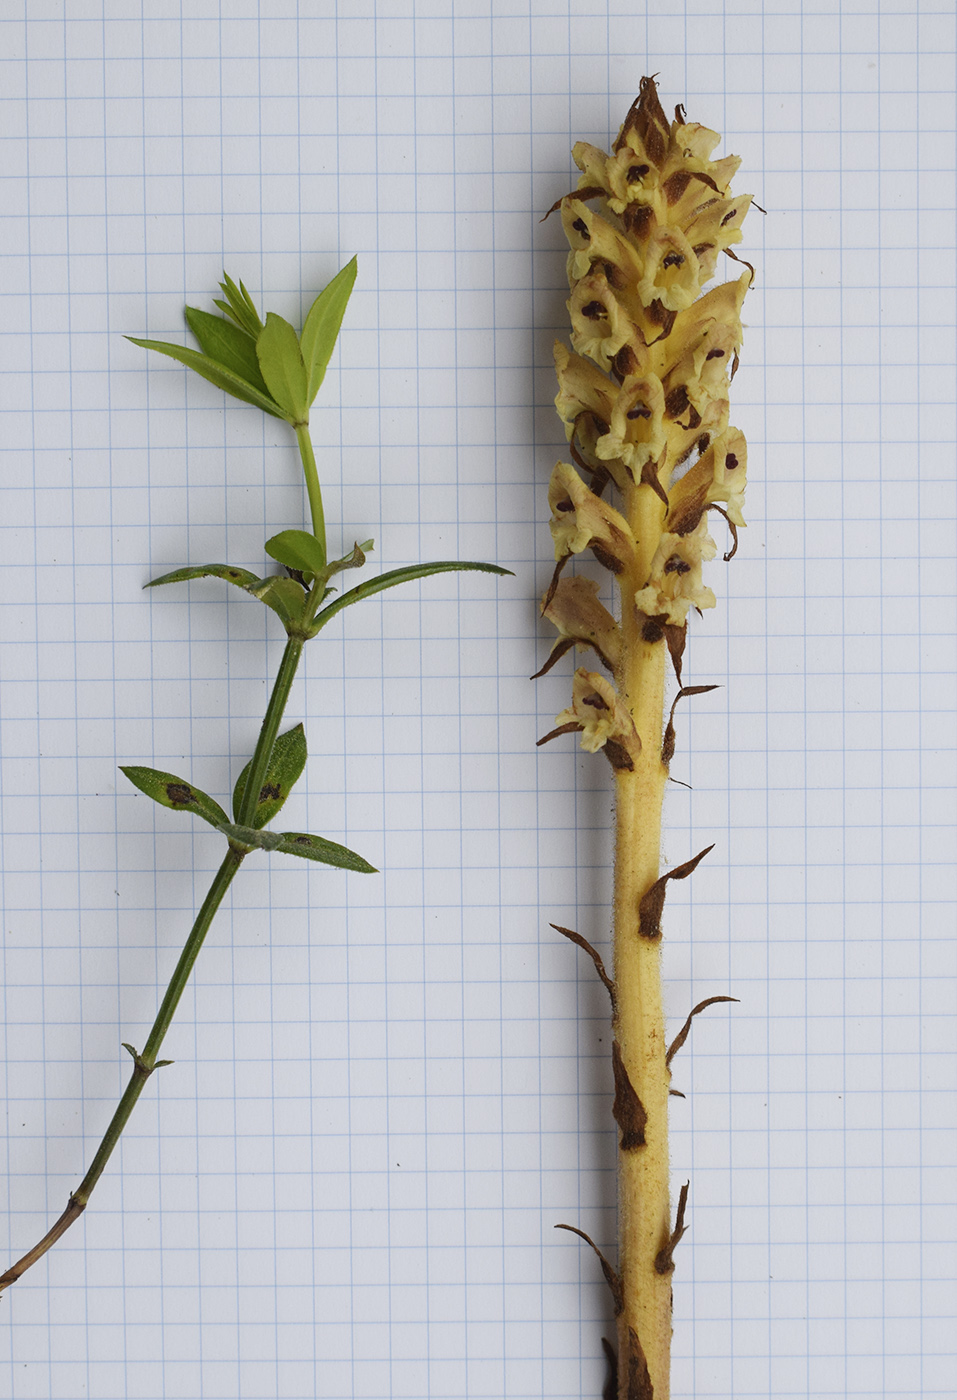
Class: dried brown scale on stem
537,76,751,1398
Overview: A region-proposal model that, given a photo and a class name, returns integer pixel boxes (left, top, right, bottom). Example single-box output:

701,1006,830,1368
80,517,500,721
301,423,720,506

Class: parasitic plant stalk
537,78,752,1397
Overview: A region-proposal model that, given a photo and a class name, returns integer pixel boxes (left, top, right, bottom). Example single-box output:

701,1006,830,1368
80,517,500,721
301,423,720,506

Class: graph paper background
1,2,955,1397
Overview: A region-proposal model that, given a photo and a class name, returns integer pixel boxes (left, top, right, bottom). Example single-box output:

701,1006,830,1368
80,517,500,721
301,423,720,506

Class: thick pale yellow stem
614,479,672,1398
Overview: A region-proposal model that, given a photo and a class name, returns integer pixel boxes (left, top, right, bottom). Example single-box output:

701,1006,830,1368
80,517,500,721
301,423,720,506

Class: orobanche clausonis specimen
537,78,752,1398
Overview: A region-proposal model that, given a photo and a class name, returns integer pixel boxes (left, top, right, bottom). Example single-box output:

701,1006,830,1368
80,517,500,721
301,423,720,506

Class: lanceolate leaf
145,563,307,634
273,831,377,873
300,256,358,406
264,529,327,576
120,766,230,831
221,822,376,873
232,723,307,829
310,560,512,633
255,313,309,423
145,563,261,592
184,306,270,395
127,337,283,418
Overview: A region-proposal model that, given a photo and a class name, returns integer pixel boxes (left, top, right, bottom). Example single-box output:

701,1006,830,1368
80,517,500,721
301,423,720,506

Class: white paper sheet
1,3,954,1397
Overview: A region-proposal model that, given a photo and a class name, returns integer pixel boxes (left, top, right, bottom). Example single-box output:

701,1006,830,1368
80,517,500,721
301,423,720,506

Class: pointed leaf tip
300,256,358,406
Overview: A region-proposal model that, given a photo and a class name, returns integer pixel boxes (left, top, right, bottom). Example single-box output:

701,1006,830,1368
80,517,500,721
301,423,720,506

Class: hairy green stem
0,629,307,1293
236,635,304,825
296,422,326,558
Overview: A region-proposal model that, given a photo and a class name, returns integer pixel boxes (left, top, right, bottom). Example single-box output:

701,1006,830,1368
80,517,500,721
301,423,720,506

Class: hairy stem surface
614,481,672,1397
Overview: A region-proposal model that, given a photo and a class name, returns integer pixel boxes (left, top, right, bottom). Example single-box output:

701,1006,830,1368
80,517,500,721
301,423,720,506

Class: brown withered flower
533,575,621,679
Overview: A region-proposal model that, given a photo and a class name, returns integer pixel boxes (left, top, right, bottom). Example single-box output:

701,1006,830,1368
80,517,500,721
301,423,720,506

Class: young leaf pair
128,260,355,429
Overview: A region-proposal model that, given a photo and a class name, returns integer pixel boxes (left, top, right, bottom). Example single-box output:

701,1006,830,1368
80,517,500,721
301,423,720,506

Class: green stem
77,849,244,1204
0,629,308,1294
236,634,304,826
296,422,326,561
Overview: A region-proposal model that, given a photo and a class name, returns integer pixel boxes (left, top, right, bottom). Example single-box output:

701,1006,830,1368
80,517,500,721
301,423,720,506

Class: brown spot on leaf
638,844,715,940
165,783,195,806
611,1041,647,1150
260,783,281,802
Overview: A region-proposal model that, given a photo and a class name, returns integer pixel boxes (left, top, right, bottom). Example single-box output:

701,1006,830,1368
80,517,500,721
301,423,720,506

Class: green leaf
310,560,513,634
274,831,377,873
184,306,270,396
120,766,230,831
232,722,307,829
221,822,376,873
145,562,262,592
127,337,284,418
251,574,309,628
300,256,357,406
218,272,264,338
264,529,327,575
255,313,309,423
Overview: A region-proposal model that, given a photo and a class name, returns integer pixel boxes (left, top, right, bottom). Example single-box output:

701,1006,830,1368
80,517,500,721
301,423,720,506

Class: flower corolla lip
547,462,637,574
633,519,717,626
553,668,640,765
